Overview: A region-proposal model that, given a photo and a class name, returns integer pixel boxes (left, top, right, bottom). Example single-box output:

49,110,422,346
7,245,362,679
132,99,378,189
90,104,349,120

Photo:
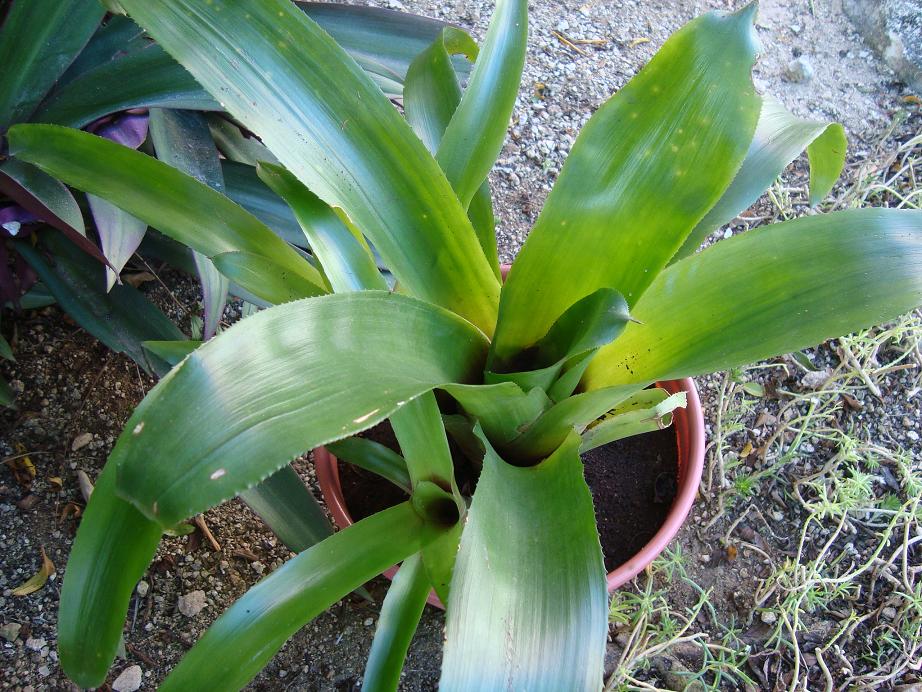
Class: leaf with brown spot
12,547,55,596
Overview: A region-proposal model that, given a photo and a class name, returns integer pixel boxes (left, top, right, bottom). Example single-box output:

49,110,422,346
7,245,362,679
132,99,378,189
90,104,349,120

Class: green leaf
149,108,229,339
114,291,489,528
326,437,411,493
34,44,218,128
0,0,104,130
806,119,847,206
58,463,162,687
0,375,14,408
436,0,527,209
404,28,478,156
403,28,499,275
741,381,765,397
580,389,686,453
503,384,644,462
441,429,607,691
8,124,325,304
673,95,847,260
16,230,184,377
142,339,200,367
220,160,304,247
390,390,464,603
584,208,922,388
490,5,761,365
210,251,328,305
444,382,552,448
115,0,500,334
297,2,472,92
390,391,456,491
0,159,85,235
238,465,333,553
257,163,385,293
362,553,431,692
207,115,279,166
0,332,12,361
159,502,441,692
56,15,147,87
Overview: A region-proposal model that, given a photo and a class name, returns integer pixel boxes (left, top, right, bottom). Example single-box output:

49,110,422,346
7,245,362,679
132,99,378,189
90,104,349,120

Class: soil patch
583,427,678,573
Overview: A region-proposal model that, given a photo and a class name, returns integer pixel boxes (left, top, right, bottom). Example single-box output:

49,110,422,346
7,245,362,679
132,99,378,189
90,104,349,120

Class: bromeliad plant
7,0,922,689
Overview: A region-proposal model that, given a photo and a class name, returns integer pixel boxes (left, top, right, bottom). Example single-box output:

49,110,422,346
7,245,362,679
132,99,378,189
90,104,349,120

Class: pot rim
313,377,706,607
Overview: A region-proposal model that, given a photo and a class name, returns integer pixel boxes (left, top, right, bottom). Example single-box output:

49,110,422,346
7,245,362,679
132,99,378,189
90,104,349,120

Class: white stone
177,590,207,617
112,665,143,692
71,432,93,452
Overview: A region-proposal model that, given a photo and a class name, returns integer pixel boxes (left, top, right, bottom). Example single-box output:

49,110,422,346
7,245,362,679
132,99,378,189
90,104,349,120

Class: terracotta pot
314,376,705,608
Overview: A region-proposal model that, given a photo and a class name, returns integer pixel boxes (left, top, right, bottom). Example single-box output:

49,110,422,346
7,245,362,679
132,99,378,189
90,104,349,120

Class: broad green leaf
58,463,162,687
403,28,499,274
8,124,325,304
34,44,218,128
115,0,500,334
16,230,184,377
149,108,229,339
580,390,686,453
113,291,489,528
159,502,440,691
490,5,761,365
0,0,104,130
673,95,847,260
297,2,473,91
326,437,411,493
87,195,147,291
56,15,147,86
221,160,304,247
238,465,333,553
210,251,328,305
362,553,431,692
142,339,200,367
584,209,922,388
257,163,385,293
503,384,644,462
436,0,527,209
0,159,85,235
444,382,552,448
441,430,607,691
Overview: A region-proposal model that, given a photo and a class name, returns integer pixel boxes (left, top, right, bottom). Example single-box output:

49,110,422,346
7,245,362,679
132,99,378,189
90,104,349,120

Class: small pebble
760,611,777,625
363,618,374,627
25,637,46,652
0,622,21,642
37,666,50,678
177,590,208,617
112,664,143,692
71,432,93,452
784,56,814,83
882,606,898,620
136,580,149,597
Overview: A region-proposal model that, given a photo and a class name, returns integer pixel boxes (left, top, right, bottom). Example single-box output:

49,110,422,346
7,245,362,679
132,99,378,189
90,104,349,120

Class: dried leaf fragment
11,547,55,596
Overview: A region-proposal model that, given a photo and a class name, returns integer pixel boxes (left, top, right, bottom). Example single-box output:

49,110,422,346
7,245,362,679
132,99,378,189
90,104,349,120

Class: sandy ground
1,0,919,690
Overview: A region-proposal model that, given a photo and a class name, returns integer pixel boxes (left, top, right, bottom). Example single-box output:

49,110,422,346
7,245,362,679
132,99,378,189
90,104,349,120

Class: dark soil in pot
338,423,678,574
